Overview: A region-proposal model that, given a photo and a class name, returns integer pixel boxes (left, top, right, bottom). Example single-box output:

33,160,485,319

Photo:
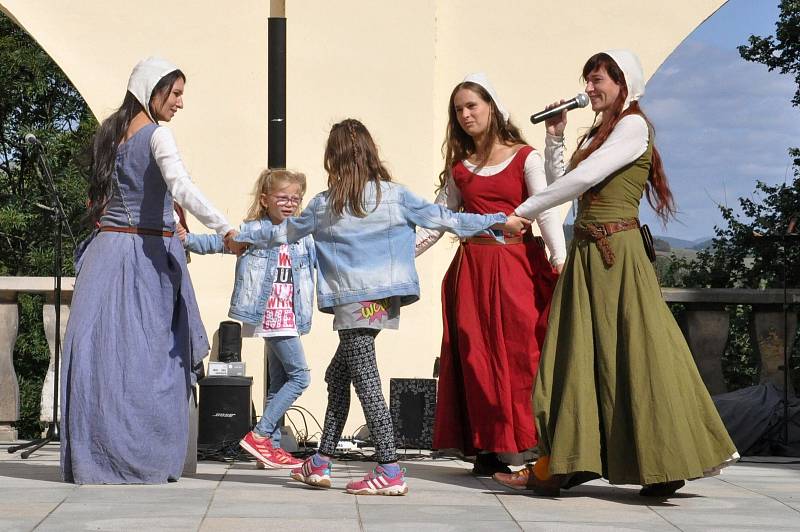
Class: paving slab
0,502,62,532
1,443,798,531
200,517,361,531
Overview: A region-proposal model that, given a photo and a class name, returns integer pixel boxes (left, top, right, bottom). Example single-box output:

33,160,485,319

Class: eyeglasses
271,195,302,206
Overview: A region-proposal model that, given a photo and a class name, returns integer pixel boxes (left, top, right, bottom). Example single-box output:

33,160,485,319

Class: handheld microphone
24,133,41,146
530,93,590,124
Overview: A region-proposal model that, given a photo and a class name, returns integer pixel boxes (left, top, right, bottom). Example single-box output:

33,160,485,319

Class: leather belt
99,226,174,238
463,234,544,247
573,218,639,266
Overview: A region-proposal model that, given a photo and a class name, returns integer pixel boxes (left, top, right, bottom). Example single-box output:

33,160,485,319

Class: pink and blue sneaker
290,454,332,488
346,464,408,496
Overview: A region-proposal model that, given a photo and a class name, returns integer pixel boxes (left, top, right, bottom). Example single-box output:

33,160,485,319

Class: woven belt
573,218,639,266
463,234,544,247
99,226,174,238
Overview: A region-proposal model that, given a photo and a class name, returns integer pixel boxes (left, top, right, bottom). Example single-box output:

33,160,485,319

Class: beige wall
2,0,725,439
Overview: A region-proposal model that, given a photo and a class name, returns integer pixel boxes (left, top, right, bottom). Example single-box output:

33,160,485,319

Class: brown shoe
493,464,534,489
526,472,564,497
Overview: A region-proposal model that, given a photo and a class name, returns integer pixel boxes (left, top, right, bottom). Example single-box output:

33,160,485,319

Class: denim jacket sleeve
185,232,225,254
305,234,317,270
235,196,319,246
400,186,507,239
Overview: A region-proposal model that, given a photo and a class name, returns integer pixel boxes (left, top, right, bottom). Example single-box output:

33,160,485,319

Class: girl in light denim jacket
234,119,531,496
184,169,314,470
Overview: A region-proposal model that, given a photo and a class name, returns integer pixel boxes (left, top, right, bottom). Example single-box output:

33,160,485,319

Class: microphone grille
575,93,590,108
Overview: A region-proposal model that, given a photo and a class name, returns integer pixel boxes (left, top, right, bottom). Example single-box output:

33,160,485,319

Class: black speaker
389,378,437,449
218,321,242,363
198,375,253,449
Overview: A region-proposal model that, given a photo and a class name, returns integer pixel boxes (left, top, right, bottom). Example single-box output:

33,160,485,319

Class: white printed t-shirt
241,244,299,338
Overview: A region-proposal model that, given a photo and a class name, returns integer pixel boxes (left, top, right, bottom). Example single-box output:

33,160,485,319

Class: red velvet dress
433,146,559,455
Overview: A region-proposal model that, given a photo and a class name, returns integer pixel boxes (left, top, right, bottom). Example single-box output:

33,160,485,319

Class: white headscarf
602,49,645,110
126,56,180,122
462,72,509,123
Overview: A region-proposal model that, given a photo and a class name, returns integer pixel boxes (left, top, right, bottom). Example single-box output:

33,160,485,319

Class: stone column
751,305,798,395
0,302,20,441
39,303,69,425
677,304,730,395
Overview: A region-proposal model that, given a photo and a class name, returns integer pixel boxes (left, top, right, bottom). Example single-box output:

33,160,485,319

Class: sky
635,0,799,242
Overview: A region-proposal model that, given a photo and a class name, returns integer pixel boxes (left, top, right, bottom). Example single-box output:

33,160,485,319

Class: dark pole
268,16,286,169
267,2,287,435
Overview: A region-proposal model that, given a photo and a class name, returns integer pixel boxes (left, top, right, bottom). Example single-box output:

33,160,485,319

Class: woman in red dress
416,73,566,475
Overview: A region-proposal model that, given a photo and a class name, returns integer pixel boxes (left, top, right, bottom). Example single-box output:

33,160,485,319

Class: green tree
0,12,97,438
664,0,800,391
739,0,800,108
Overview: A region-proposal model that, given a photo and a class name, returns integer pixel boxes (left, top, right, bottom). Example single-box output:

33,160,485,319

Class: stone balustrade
0,276,74,441
662,288,800,396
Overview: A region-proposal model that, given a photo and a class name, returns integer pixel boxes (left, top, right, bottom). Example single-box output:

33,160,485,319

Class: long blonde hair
323,118,393,217
244,168,307,221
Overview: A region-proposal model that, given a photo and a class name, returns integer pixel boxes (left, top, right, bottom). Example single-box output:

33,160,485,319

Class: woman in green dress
494,49,738,497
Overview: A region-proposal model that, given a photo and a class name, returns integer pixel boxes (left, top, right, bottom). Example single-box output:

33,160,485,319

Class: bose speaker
198,375,253,449
389,378,437,449
218,321,242,363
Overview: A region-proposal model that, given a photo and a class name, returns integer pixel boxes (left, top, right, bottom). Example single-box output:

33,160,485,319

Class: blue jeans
254,336,311,447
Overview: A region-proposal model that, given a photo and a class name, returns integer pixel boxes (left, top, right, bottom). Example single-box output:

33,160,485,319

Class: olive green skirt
533,230,738,485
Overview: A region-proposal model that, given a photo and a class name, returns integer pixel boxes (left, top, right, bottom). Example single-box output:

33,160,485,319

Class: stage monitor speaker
218,321,242,362
198,375,252,450
389,378,437,449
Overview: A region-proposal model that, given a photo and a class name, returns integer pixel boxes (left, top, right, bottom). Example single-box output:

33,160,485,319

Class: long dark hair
438,81,527,192
87,70,185,224
571,53,675,223
324,118,393,217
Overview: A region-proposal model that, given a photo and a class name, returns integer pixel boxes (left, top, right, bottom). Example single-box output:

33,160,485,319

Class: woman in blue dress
60,57,236,484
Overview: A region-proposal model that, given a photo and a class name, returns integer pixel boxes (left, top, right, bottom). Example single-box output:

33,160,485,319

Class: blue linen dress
60,123,209,484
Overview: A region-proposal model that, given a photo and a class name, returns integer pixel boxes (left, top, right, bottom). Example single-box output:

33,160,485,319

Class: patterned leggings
318,328,397,463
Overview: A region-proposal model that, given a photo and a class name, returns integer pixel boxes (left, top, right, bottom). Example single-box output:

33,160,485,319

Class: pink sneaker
290,456,332,488
239,431,298,469
346,465,408,496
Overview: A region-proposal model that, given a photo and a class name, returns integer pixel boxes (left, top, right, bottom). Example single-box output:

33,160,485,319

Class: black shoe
639,480,685,497
472,453,511,477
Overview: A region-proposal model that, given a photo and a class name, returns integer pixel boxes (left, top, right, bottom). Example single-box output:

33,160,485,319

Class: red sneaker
239,431,299,469
273,447,303,467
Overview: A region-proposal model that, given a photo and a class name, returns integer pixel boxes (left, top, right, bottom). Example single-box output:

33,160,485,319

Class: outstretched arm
401,186,527,240
514,115,649,220
150,126,234,237
415,177,463,257
184,232,225,254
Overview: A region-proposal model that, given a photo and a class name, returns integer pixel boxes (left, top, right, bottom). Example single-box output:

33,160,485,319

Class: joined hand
223,230,248,256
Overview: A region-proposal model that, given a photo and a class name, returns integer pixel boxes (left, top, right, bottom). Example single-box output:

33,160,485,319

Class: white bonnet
462,72,509,123
126,56,181,121
602,49,645,110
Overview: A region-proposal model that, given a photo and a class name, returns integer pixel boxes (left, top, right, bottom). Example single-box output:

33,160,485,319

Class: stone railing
0,276,74,441
662,288,800,396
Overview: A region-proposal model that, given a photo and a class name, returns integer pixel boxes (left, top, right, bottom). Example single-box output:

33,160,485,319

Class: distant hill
659,236,714,251
691,238,713,250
